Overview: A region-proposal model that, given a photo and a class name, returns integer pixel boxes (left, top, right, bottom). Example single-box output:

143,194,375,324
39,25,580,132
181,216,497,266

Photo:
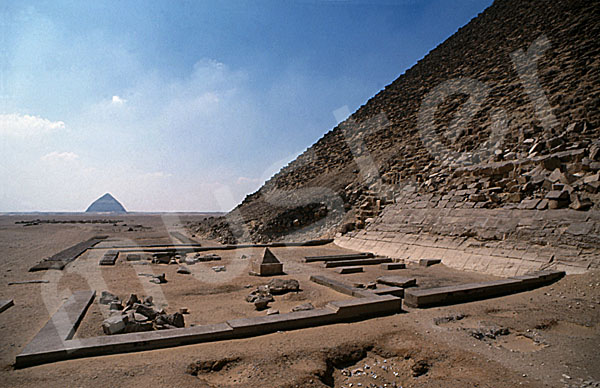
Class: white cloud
0,113,65,137
41,151,79,162
111,95,126,105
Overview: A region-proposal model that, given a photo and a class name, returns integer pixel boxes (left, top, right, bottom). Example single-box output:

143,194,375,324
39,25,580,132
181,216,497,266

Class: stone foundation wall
335,205,600,277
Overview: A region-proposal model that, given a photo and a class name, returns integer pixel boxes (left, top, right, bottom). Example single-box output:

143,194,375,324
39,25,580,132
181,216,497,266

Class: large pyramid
85,193,127,213
191,0,600,276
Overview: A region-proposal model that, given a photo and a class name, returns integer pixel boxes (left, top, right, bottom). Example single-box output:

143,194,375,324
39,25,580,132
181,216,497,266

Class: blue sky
0,0,492,212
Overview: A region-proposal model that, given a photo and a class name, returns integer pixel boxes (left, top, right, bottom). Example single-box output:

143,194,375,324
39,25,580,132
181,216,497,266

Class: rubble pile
99,291,185,335
245,279,301,310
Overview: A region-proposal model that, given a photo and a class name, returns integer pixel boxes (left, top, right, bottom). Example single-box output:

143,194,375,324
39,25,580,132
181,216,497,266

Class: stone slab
304,252,374,263
16,323,234,368
30,237,107,271
327,295,401,318
324,258,392,268
381,263,406,270
404,279,520,307
310,275,359,296
404,271,564,308
336,266,364,274
419,258,442,267
0,299,14,314
99,251,118,266
227,308,338,337
18,290,96,360
169,232,200,245
376,276,417,288
370,286,405,298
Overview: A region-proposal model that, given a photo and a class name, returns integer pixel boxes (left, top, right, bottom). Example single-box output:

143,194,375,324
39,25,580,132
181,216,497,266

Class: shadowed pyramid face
85,193,127,213
261,248,281,264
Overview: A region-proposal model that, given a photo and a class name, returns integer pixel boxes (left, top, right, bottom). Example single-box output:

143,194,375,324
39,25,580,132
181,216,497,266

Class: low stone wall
335,205,600,277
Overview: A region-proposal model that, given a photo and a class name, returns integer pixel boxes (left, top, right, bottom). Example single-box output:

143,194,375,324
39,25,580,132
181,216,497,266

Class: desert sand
0,214,598,388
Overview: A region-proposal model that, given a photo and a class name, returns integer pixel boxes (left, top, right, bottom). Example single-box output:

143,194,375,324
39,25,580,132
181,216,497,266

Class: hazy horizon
1,0,493,212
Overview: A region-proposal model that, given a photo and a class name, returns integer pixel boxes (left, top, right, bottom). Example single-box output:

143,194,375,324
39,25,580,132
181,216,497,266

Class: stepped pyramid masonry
85,193,127,213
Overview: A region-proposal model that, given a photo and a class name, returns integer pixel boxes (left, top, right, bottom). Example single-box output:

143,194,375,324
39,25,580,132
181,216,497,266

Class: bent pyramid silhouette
85,193,127,213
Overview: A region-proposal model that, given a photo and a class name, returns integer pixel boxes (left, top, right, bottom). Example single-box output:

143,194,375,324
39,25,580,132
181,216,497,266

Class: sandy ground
0,214,599,388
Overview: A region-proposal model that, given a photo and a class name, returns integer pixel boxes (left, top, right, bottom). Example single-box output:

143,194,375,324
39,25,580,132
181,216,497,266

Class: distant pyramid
85,193,127,213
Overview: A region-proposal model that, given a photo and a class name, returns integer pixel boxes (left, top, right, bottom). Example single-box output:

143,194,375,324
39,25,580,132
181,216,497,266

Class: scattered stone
195,253,221,262
184,257,197,265
434,313,467,325
177,266,191,274
253,298,271,311
124,321,153,333
99,291,119,305
469,326,509,340
150,273,167,284
292,303,314,312
151,253,173,264
518,198,541,210
266,309,279,315
126,294,140,307
179,307,189,314
212,266,226,272
246,289,274,304
134,303,158,320
109,301,123,311
266,278,300,294
545,189,569,200
570,195,593,211
102,315,127,335
166,312,185,328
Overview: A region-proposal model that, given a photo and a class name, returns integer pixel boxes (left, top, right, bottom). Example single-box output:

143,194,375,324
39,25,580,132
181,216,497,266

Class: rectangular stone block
404,279,521,307
310,275,358,296
419,258,441,267
0,299,14,314
324,258,392,268
376,276,416,288
336,266,363,274
327,295,401,319
380,263,406,270
16,323,234,368
227,308,338,337
404,271,564,308
304,253,373,263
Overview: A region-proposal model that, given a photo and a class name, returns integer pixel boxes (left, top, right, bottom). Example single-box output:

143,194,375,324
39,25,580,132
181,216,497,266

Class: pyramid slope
199,0,600,244
85,193,127,213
